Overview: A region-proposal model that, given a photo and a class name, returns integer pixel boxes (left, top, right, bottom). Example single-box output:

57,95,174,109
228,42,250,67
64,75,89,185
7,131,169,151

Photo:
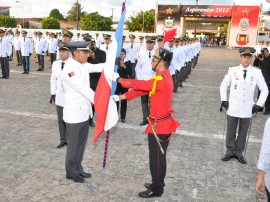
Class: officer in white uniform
256,117,270,200
48,32,58,67
139,36,146,51
61,41,105,183
95,33,103,48
35,31,48,71
126,34,140,79
20,30,33,74
0,29,12,79
220,47,268,164
13,30,22,66
122,35,128,50
135,36,156,126
100,34,111,58
56,30,74,60
50,42,71,148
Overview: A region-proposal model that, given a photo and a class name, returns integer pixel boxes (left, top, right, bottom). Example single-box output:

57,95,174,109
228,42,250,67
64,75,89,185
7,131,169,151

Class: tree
126,11,155,32
67,1,86,21
42,17,60,29
0,16,17,28
80,12,112,31
49,9,64,20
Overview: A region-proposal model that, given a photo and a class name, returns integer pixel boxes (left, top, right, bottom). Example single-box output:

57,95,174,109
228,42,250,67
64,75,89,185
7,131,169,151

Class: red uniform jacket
121,70,180,135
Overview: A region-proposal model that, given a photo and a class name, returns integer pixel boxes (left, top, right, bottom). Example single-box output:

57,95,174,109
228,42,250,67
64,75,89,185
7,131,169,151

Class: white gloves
111,95,120,102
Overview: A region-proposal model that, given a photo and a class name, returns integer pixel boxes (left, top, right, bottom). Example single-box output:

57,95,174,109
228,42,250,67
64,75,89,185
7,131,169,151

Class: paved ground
0,48,269,202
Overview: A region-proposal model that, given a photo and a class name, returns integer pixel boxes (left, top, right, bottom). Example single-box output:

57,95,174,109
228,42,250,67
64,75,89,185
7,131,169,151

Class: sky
1,0,269,19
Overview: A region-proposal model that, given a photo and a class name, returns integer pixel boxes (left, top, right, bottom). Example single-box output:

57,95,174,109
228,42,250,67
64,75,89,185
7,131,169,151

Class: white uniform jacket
0,37,12,57
50,58,73,107
61,59,104,124
166,46,181,74
48,38,58,54
258,117,270,190
125,43,140,63
13,36,21,51
100,43,111,57
20,37,33,56
135,48,156,80
220,65,268,118
35,38,48,55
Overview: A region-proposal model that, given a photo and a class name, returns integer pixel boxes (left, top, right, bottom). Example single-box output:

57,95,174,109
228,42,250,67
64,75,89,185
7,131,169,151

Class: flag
163,28,177,45
93,1,126,144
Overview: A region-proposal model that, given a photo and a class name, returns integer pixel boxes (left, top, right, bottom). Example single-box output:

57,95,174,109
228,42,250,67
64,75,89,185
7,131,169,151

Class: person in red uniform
114,47,180,198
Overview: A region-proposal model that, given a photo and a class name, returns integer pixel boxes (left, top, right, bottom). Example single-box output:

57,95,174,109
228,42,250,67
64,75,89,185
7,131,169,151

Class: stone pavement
0,48,268,202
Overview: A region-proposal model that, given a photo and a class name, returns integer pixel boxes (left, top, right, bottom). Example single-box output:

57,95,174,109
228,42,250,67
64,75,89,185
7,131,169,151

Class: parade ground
0,47,268,202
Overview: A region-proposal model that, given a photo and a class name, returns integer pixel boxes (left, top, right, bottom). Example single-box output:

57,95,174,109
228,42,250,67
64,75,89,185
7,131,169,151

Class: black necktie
106,45,108,50
149,51,151,58
131,44,133,49
243,70,247,79
61,62,65,70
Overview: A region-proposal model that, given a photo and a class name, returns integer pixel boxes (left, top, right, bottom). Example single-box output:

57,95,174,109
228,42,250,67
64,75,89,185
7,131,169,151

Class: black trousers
66,120,89,178
115,85,129,120
131,63,136,79
0,57,9,78
226,115,251,156
50,53,56,66
266,186,270,202
148,134,170,191
141,94,149,122
56,105,67,143
172,72,180,92
37,54,44,70
16,50,22,65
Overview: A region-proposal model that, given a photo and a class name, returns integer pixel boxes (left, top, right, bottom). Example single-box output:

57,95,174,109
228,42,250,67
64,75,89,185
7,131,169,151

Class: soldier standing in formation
0,29,12,79
220,47,268,164
35,31,48,71
50,42,72,149
20,30,32,74
13,30,22,66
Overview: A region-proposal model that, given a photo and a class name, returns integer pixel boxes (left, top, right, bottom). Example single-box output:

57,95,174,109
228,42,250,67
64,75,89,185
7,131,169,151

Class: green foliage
49,9,64,20
126,11,155,32
67,2,86,21
42,17,60,29
80,12,113,31
0,16,17,28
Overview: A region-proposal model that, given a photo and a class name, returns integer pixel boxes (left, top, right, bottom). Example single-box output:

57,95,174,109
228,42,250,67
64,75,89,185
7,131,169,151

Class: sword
147,117,164,155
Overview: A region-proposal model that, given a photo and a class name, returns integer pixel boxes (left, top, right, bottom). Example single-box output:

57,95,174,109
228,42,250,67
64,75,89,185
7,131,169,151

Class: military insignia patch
68,71,75,77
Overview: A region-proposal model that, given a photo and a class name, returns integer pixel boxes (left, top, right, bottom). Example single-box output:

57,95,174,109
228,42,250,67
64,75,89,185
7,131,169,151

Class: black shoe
221,154,235,161
89,120,95,127
138,189,162,198
22,72,27,74
235,155,247,164
80,172,92,178
66,175,84,183
5,77,9,79
56,142,67,148
16,64,20,66
144,183,151,189
36,69,41,71
121,119,126,123
258,107,264,112
0,76,5,79
263,110,270,115
139,120,148,126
